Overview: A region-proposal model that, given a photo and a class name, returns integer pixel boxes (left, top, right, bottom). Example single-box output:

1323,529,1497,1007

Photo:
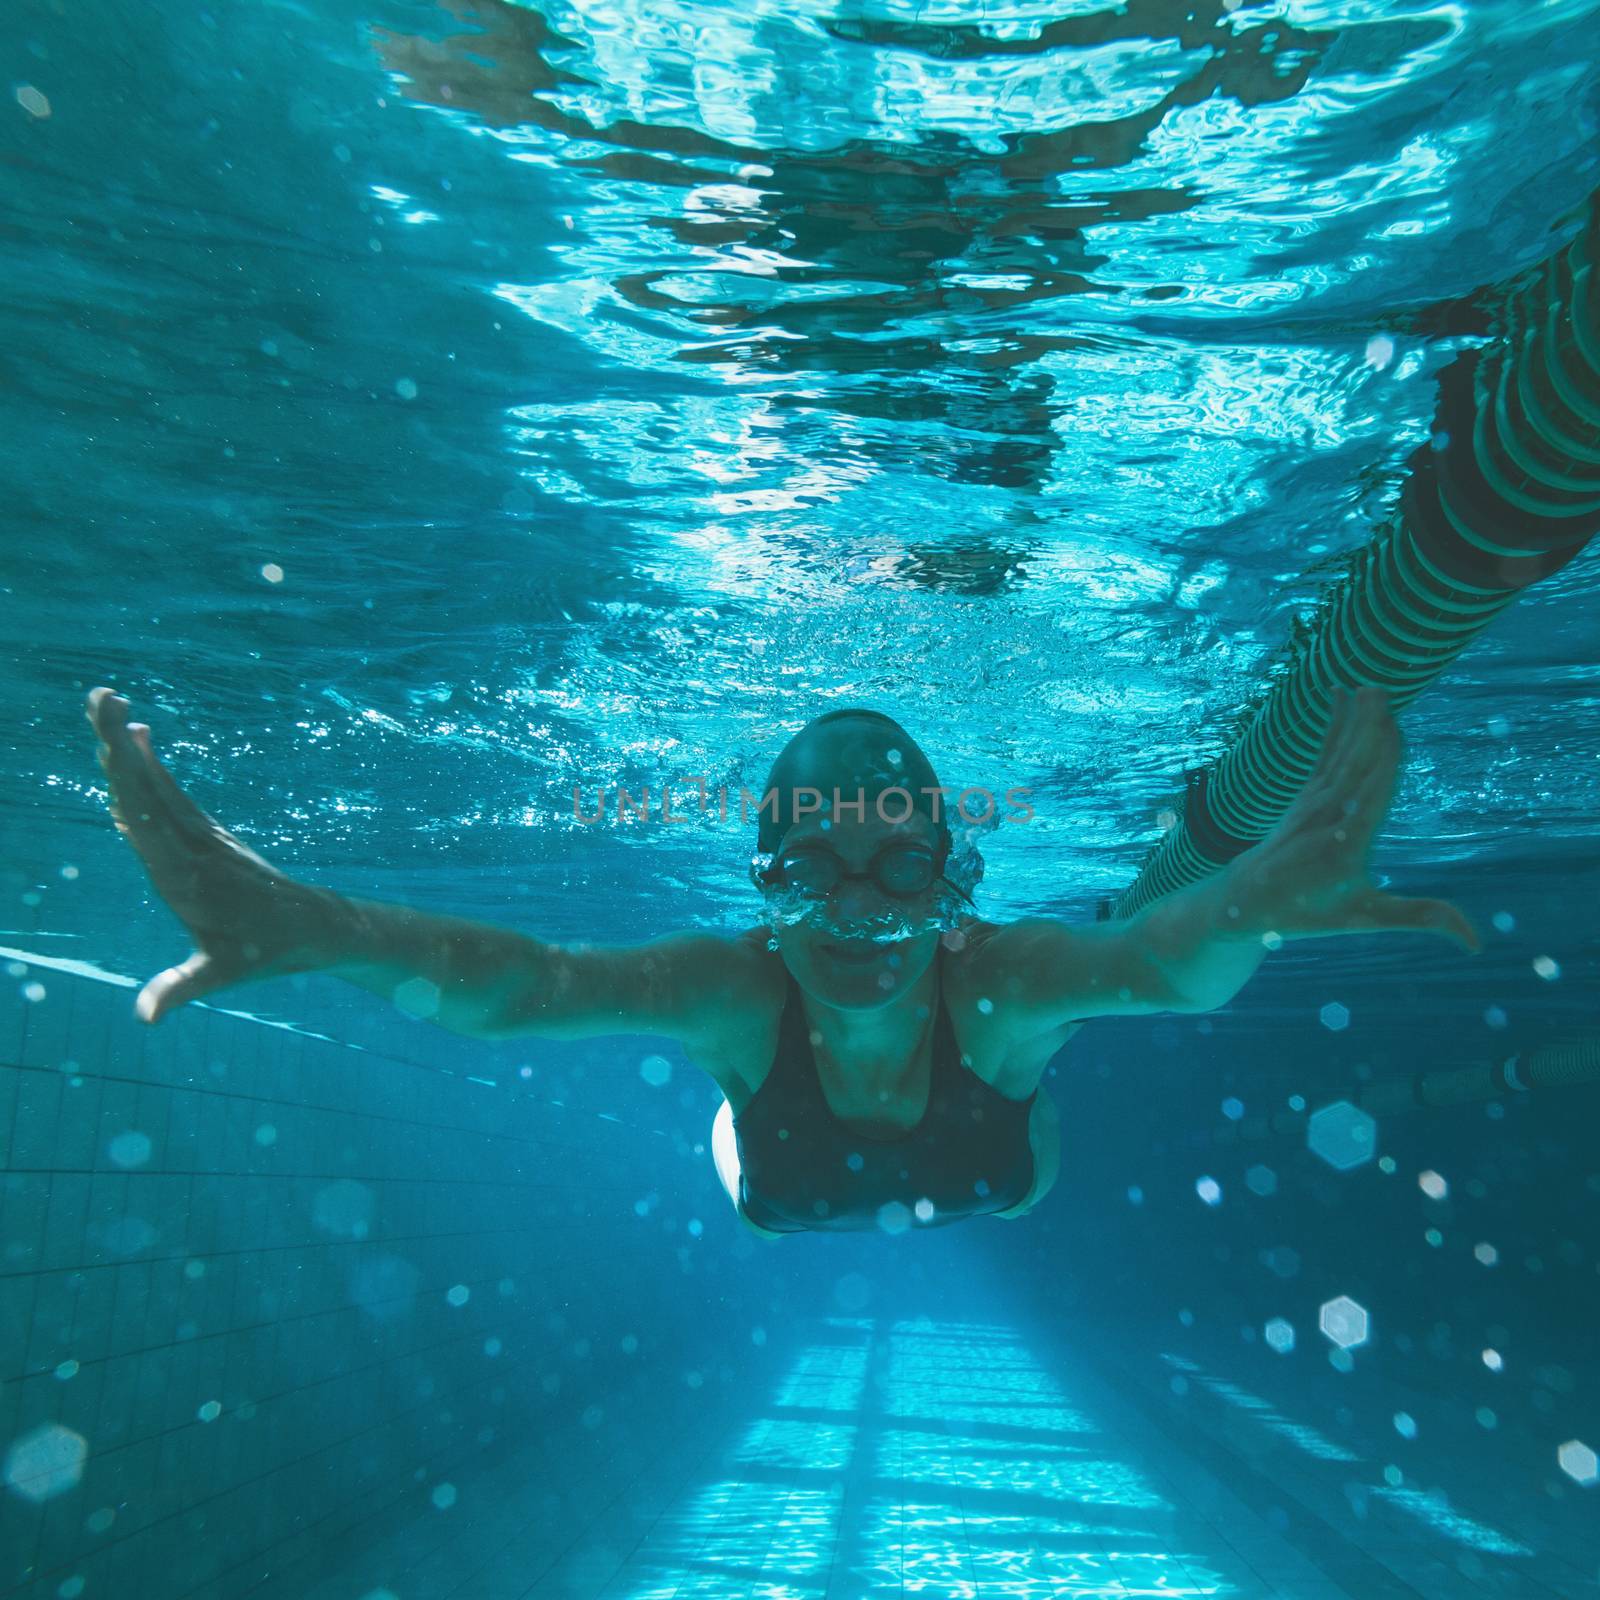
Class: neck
802,949,940,1079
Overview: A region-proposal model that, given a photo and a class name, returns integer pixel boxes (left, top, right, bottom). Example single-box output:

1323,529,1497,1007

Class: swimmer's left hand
1219,687,1480,953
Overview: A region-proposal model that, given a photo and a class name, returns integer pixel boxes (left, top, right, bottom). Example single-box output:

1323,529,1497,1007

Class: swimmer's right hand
85,687,341,1024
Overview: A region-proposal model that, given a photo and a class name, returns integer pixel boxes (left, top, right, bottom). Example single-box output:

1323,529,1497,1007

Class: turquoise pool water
4,1,1600,1595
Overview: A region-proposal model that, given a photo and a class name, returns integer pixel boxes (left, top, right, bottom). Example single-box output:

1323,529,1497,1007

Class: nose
826,877,889,930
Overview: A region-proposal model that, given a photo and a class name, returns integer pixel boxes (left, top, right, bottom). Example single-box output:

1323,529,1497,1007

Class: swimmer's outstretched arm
967,689,1479,1049
84,689,758,1060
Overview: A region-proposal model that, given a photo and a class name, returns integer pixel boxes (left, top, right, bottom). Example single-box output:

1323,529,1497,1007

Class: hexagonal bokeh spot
1245,1163,1278,1197
1319,1001,1350,1032
1558,1439,1598,1486
1307,1100,1377,1171
1264,1317,1295,1354
3,1424,88,1503
1319,1295,1370,1350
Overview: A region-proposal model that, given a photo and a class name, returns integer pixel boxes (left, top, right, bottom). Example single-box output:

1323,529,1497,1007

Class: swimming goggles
753,840,947,900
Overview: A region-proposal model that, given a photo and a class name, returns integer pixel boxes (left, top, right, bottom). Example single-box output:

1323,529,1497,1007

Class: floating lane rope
1112,191,1600,920
1209,1033,1600,1149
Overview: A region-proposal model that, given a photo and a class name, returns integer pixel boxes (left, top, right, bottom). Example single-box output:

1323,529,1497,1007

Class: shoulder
941,916,1094,1093
622,926,785,1029
946,909,1181,1031
634,925,780,980
674,927,789,1105
942,915,1078,999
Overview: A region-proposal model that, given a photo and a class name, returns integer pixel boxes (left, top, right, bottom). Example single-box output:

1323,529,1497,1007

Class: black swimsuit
733,946,1038,1233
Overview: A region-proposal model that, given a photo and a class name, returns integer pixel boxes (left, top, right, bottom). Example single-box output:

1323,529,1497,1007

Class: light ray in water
1159,1352,1531,1559
618,1318,1232,1598
1372,1486,1532,1557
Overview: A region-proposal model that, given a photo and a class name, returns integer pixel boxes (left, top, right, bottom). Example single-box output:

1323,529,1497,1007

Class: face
754,713,961,1008
762,806,947,1010
755,716,966,1004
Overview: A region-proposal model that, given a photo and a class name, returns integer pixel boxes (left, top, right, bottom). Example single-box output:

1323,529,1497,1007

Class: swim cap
753,708,951,857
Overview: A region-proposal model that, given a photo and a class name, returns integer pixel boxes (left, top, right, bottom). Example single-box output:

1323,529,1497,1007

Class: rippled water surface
6,0,1599,961
5,10,1600,1598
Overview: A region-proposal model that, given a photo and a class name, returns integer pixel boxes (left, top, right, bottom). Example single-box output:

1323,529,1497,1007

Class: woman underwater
85,685,1477,1237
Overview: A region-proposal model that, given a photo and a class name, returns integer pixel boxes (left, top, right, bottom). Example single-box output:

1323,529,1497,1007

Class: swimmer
85,685,1477,1237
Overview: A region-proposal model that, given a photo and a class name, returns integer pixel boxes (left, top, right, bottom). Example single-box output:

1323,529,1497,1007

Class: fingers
126,723,217,839
1309,687,1355,782
136,950,236,1025
1338,701,1402,830
1351,891,1481,953
87,689,156,816
86,686,125,738
86,689,214,858
1304,688,1400,842
1313,687,1392,767
1333,688,1393,785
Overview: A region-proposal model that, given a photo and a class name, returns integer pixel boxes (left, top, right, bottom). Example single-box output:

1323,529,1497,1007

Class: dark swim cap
754,708,950,857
